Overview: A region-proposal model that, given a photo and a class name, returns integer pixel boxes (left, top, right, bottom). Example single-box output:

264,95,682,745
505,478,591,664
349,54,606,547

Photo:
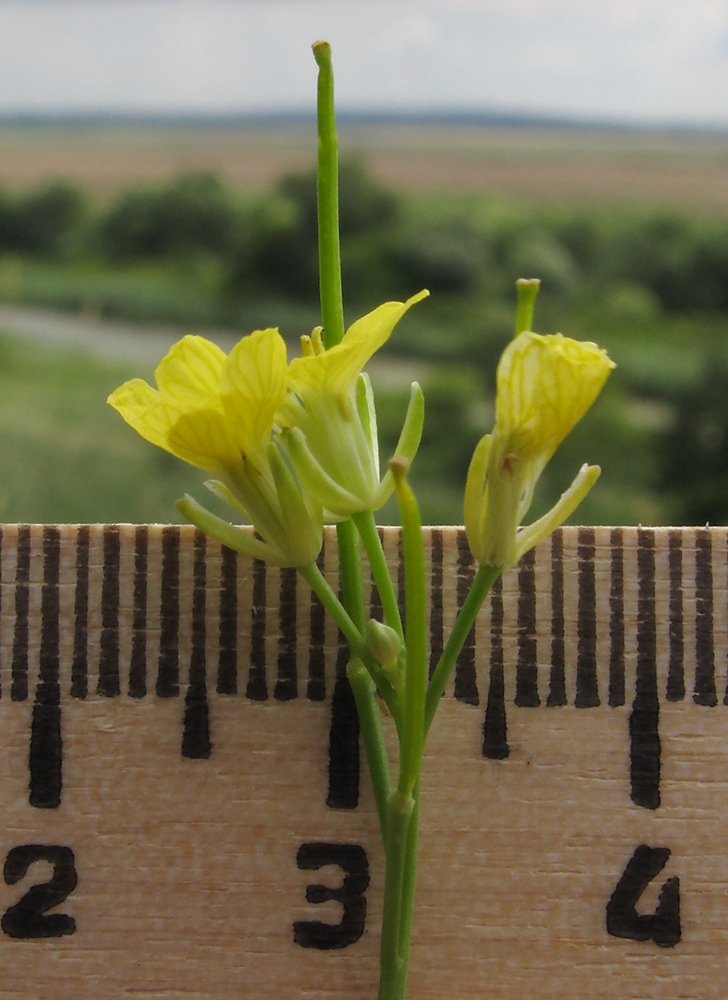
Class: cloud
0,0,726,124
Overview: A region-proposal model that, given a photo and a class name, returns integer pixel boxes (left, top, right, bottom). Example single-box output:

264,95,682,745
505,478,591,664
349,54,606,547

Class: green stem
313,40,345,349
378,790,415,1000
353,509,404,640
392,463,427,796
397,777,420,961
425,563,501,735
375,460,428,1000
514,277,540,335
298,560,365,654
336,519,366,633
311,47,367,682
301,556,398,712
300,562,393,846
347,658,392,838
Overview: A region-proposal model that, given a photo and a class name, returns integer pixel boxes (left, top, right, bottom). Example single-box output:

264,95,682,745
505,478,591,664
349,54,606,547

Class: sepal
514,464,601,562
175,495,288,565
372,382,425,510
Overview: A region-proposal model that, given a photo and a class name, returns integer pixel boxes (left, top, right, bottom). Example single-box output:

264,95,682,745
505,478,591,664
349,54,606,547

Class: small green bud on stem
367,619,403,665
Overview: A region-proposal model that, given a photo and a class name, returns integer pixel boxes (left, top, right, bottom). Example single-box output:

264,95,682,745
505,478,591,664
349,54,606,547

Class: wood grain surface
0,523,725,999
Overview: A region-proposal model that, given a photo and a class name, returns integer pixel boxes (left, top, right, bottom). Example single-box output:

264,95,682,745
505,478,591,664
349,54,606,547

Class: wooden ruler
0,523,726,999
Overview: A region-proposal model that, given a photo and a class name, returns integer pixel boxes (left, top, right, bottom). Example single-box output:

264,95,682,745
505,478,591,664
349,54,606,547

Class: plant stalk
425,562,501,735
353,509,404,640
375,460,429,1000
378,789,415,1000
514,277,540,336
312,40,345,350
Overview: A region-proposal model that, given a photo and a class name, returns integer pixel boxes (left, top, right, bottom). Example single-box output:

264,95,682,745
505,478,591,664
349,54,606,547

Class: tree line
1,163,728,527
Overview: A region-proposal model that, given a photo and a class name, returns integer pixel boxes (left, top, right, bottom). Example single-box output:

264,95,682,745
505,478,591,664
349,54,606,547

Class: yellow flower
465,330,615,567
279,291,429,518
108,331,323,567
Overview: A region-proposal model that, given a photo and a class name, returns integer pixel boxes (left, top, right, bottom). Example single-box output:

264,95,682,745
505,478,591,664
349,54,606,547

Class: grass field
0,120,727,212
0,318,664,528
0,331,202,523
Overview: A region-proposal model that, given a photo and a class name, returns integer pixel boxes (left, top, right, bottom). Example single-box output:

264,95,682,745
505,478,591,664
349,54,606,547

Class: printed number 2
2,844,77,939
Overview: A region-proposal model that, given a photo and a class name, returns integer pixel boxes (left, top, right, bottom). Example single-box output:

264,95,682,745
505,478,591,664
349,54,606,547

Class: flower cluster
110,284,614,574
108,291,428,567
108,38,618,1000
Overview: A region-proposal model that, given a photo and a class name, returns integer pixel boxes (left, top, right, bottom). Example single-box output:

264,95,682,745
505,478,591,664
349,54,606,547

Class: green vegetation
0,334,200,523
0,163,726,526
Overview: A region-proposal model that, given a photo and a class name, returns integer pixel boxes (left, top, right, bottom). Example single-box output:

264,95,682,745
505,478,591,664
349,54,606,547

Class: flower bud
366,619,403,666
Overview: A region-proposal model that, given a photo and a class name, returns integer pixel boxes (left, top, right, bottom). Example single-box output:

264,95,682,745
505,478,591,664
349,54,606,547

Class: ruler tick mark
327,634,360,809
548,529,567,707
128,526,148,699
98,526,121,698
71,525,89,700
216,545,237,695
630,529,660,810
182,530,211,760
609,528,625,708
428,528,444,681
576,527,599,708
694,528,717,706
247,558,268,701
30,526,62,809
157,526,180,698
11,525,30,703
455,530,478,705
516,547,539,708
666,529,685,702
483,574,508,759
275,567,298,701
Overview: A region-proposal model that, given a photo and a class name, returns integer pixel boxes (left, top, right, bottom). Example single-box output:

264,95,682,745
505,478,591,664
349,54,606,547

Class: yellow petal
495,331,614,459
154,335,228,409
108,378,172,452
108,377,238,476
167,408,241,475
288,291,428,399
221,328,288,466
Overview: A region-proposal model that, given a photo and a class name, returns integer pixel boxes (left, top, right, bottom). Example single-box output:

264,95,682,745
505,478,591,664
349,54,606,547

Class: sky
0,0,727,126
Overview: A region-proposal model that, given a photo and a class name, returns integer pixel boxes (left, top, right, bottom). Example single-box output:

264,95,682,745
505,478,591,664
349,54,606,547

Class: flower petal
288,291,429,400
108,378,234,474
496,331,615,460
154,335,228,408
167,409,241,474
108,378,172,453
221,328,288,467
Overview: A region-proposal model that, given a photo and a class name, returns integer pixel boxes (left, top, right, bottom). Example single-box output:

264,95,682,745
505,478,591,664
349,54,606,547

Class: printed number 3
2,844,77,939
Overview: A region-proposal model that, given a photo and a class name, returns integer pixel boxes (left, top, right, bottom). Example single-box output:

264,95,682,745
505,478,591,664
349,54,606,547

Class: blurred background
0,0,728,526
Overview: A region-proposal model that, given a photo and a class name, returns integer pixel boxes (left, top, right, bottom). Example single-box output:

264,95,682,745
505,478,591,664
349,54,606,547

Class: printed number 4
1,844,77,939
